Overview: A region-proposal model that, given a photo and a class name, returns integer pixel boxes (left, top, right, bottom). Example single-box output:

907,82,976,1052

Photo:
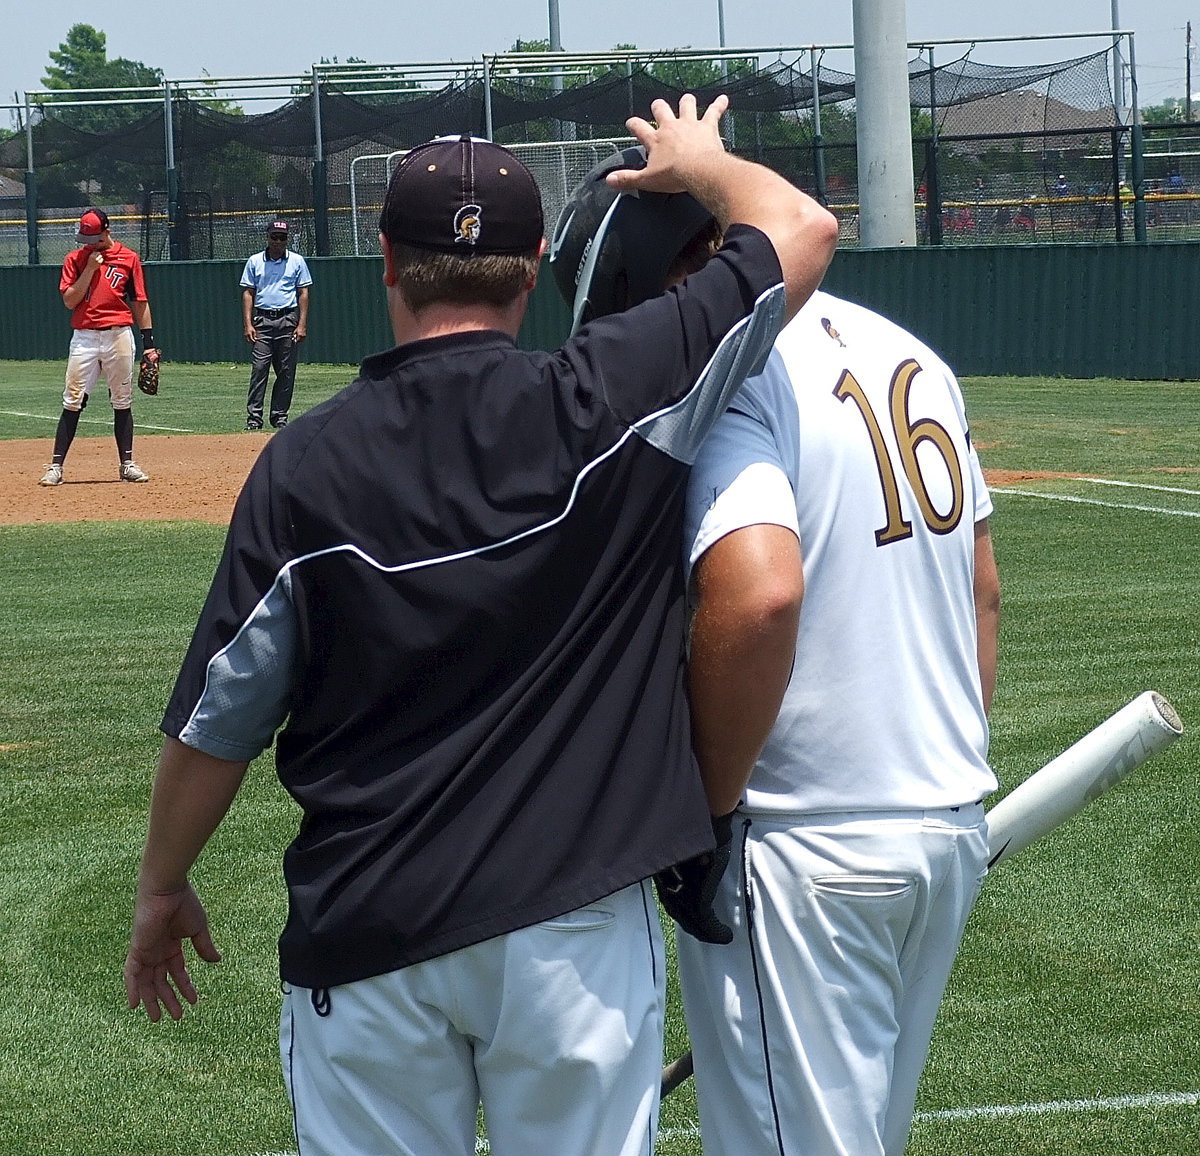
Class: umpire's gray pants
247,309,299,426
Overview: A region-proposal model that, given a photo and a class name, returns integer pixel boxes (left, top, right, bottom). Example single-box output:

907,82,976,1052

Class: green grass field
0,359,359,441
0,363,1198,1154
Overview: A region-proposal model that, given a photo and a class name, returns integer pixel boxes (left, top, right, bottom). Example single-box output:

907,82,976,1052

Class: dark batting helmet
549,146,716,334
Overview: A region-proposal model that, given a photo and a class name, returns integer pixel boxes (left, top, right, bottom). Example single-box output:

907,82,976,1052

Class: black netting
7,43,1185,265
0,105,164,168
910,49,1116,115
908,50,1130,246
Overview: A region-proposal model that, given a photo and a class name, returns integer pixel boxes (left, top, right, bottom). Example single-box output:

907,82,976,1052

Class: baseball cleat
120,461,150,483
39,463,63,486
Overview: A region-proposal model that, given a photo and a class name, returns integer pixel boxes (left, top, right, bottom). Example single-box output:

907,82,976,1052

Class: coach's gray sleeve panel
177,567,299,762
632,283,785,465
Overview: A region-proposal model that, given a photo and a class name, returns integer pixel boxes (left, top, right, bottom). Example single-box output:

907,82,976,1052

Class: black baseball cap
379,135,543,255
267,220,289,235
76,208,109,243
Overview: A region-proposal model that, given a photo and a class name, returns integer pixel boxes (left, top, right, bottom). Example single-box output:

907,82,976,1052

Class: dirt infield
983,468,1081,487
1,433,270,525
2,436,1086,528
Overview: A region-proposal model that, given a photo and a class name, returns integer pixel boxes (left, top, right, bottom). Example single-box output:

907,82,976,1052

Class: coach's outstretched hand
124,738,248,1021
654,811,735,945
606,93,729,197
124,883,221,1022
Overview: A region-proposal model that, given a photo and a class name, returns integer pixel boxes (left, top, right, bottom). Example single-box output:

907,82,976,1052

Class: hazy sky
0,1,1194,116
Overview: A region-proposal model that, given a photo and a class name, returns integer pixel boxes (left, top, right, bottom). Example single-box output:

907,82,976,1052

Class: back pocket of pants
812,875,913,899
538,904,617,932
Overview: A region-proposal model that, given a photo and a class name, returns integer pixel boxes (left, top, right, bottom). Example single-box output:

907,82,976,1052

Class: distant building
939,91,1115,153
0,170,26,202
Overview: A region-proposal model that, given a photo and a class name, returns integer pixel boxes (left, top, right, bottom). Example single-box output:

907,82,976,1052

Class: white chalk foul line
241,1092,1200,1156
0,409,194,433
996,489,1200,518
917,1089,1200,1122
1083,477,1200,497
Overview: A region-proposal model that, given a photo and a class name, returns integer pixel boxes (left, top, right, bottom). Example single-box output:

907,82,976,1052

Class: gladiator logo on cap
454,204,482,245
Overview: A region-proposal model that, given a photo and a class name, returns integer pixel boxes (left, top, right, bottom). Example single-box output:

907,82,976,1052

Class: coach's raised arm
606,93,838,322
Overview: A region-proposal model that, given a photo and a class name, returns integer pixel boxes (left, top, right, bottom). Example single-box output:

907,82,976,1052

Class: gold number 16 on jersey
834,359,965,547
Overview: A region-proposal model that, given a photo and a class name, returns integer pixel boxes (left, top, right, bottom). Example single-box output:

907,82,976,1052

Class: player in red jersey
39,208,161,486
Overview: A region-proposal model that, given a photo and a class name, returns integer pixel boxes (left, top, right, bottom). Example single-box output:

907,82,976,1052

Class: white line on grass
238,1093,1200,1155
995,489,1200,518
917,1090,1200,1122
0,409,195,433
1083,477,1200,497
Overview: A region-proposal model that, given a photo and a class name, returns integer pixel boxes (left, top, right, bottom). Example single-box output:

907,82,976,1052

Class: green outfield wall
819,242,1200,380
0,244,1195,379
0,257,573,368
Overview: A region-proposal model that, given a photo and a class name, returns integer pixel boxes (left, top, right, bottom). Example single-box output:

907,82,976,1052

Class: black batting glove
654,811,736,945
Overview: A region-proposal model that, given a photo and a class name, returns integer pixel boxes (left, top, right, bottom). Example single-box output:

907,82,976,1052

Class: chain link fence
2,35,1191,266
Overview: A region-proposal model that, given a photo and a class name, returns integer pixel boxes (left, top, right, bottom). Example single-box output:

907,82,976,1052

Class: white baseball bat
661,690,1184,1099
985,690,1183,868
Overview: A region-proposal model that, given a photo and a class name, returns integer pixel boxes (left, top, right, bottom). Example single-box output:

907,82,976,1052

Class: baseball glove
653,810,735,945
137,353,160,396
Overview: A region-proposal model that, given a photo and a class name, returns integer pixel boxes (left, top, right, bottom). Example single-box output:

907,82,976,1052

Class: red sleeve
59,250,83,294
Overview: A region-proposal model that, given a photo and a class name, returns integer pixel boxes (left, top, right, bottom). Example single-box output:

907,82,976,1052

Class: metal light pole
853,0,918,246
548,0,574,140
163,80,181,260
718,0,735,147
1186,21,1192,123
811,46,827,205
312,66,330,255
1128,32,1146,241
1111,0,1125,116
1111,1,1127,185
24,92,38,265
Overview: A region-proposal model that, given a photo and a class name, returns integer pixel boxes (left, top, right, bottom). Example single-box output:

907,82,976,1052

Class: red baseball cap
76,208,109,243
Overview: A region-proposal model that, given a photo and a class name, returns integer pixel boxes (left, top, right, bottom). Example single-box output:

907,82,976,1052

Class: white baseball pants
63,326,135,411
676,805,988,1156
281,880,665,1156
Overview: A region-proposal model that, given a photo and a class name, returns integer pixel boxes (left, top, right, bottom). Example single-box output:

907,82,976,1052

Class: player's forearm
689,610,799,814
136,737,248,896
974,519,1001,715
62,278,93,310
688,526,803,814
688,667,784,813
131,300,153,330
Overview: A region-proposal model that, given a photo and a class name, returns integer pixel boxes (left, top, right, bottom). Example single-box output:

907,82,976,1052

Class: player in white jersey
677,289,1001,1156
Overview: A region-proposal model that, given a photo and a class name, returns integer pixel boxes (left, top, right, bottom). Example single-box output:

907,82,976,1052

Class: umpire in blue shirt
241,219,312,430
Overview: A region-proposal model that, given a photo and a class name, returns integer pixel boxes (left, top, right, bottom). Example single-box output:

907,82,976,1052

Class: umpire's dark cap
267,220,289,234
379,135,543,255
76,208,109,243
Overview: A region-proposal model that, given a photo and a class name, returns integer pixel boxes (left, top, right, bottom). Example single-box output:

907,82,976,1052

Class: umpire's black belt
255,306,297,318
